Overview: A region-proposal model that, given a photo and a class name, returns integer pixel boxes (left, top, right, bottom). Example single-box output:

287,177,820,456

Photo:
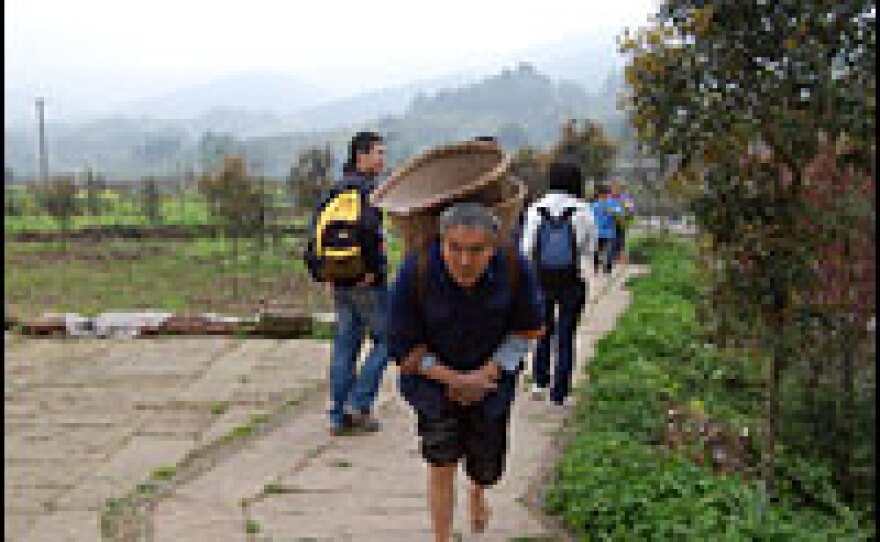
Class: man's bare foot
468,485,491,533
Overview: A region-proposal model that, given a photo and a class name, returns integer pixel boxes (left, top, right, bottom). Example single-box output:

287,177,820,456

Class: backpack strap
501,240,521,295
562,207,579,265
415,246,429,314
533,207,549,262
558,207,577,255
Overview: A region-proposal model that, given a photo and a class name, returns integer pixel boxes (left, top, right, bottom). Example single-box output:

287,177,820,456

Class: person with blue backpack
591,183,623,275
520,159,597,406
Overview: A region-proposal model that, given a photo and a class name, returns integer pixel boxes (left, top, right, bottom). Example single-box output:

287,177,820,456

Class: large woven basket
384,175,527,253
371,140,526,253
371,140,510,214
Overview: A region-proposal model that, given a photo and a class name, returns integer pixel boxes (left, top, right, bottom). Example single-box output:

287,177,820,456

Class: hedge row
544,234,873,541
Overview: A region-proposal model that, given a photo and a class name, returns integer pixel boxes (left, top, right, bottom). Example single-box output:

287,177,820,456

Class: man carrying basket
388,202,544,541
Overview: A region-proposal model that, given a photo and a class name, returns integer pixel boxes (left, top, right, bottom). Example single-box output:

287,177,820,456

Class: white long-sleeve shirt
520,192,598,282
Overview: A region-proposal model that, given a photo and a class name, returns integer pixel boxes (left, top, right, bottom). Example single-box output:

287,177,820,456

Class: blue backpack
534,207,579,289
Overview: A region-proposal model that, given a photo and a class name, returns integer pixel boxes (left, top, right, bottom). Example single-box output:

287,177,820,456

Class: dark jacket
388,241,544,419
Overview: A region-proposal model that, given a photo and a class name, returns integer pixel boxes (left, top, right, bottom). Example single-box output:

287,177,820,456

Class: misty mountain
116,71,327,120
365,62,624,165
292,70,485,131
4,63,629,180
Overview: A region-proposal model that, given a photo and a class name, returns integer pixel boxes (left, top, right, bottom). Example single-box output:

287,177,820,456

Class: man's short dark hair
545,159,584,199
344,131,384,173
595,183,611,196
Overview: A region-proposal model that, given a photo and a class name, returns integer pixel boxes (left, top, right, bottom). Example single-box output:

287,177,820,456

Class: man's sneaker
350,411,381,433
329,413,358,436
551,396,575,408
530,384,547,400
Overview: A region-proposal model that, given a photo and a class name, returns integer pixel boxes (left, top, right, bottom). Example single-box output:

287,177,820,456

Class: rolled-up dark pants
417,402,512,487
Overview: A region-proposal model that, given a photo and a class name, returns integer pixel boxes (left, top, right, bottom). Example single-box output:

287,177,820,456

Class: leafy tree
621,0,875,504
5,186,22,217
198,155,270,295
140,176,162,225
551,119,617,183
198,155,267,238
38,176,79,235
509,147,548,204
287,145,335,213
82,168,106,217
197,131,238,173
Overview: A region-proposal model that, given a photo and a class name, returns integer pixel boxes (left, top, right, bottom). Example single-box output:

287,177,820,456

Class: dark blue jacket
591,198,622,240
388,241,544,419
311,170,387,287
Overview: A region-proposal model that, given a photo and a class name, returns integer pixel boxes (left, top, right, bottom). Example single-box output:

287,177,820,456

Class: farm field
4,237,327,319
4,185,305,234
5,229,405,320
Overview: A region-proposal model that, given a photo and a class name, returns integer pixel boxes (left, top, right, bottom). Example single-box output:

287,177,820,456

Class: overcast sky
5,0,658,120
6,0,657,86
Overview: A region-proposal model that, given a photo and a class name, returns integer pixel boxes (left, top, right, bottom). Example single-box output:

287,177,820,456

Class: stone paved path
5,266,642,542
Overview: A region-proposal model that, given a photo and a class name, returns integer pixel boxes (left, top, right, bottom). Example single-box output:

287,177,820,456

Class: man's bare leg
468,480,491,533
429,463,457,542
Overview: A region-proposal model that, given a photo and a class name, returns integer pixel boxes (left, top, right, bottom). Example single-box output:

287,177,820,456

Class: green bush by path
544,234,873,541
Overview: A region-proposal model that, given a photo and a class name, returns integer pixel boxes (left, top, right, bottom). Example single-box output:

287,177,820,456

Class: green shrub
545,233,873,540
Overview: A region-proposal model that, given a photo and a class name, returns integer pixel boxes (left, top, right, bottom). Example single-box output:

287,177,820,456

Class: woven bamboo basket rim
388,175,527,252
371,140,511,215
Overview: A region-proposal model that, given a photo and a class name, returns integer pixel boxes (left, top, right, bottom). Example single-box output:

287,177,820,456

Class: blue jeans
533,280,586,403
329,286,390,427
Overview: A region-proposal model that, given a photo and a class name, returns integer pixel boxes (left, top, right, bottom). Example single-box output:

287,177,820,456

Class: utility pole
35,97,49,183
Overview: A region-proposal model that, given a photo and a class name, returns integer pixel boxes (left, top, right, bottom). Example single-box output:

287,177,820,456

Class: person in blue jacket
388,202,544,541
591,183,622,275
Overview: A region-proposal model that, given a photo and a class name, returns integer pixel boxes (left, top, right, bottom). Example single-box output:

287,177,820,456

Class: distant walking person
590,184,621,275
304,131,390,434
610,177,636,265
389,203,544,541
520,159,596,406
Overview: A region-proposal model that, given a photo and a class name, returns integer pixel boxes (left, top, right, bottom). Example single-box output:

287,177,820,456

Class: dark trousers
612,226,626,263
594,238,615,274
533,279,587,403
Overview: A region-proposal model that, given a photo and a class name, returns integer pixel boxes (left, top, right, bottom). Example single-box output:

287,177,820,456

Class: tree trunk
805,328,822,447
839,318,855,504
232,232,239,300
763,285,786,499
763,338,782,498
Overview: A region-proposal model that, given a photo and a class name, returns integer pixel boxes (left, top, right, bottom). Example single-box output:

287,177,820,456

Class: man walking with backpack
520,159,596,406
305,131,389,435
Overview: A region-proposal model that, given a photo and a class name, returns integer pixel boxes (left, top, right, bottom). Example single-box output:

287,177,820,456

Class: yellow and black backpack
304,187,367,284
